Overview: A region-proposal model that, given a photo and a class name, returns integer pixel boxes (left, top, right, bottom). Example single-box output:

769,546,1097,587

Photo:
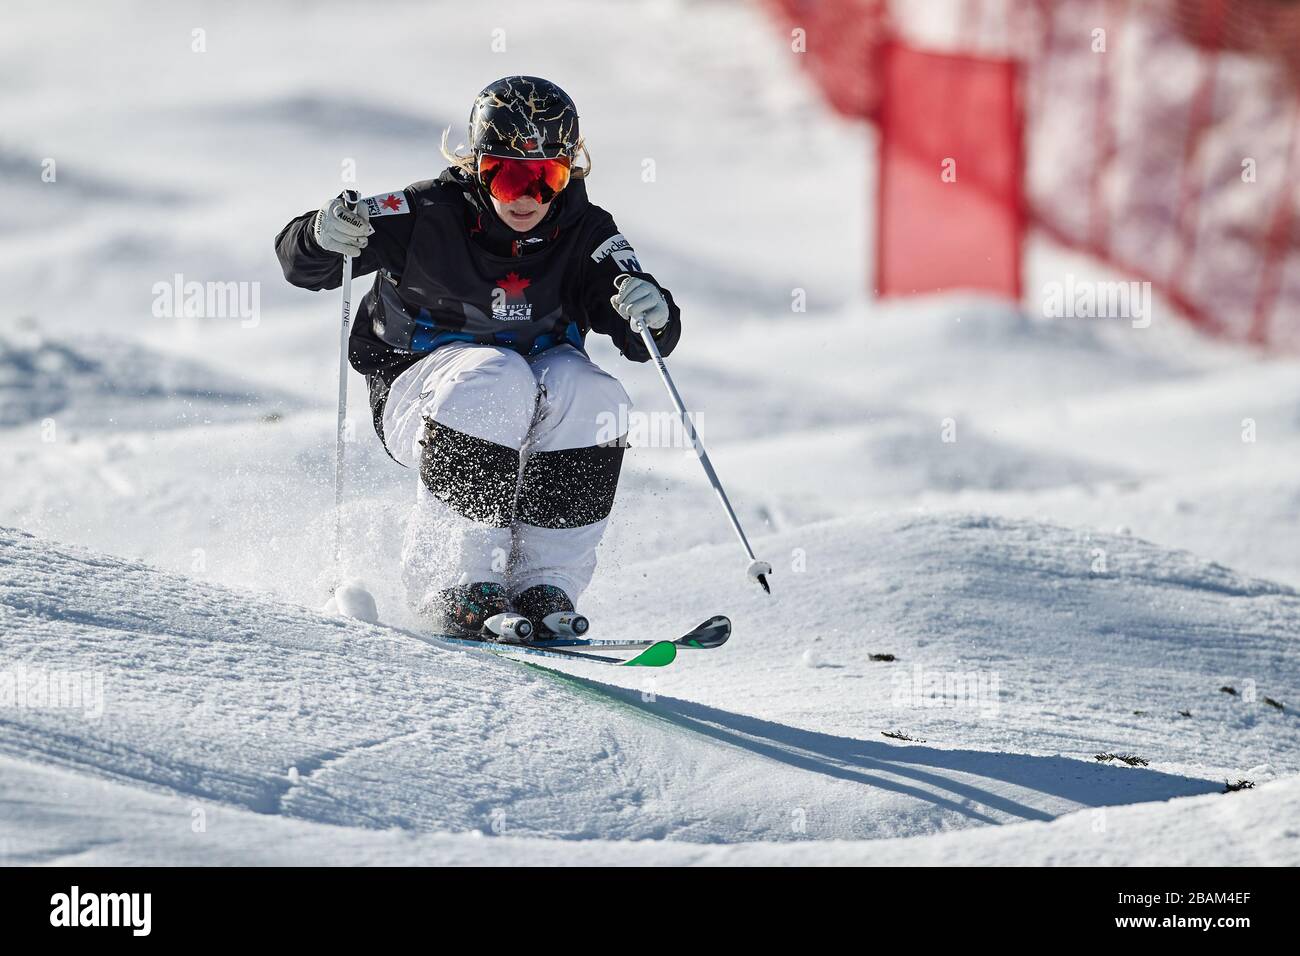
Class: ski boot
513,585,589,639
425,582,534,643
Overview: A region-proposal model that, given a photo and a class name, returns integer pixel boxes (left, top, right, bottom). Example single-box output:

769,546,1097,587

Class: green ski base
623,641,677,667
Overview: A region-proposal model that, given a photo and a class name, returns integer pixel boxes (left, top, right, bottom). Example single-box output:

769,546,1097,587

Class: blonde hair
440,127,591,179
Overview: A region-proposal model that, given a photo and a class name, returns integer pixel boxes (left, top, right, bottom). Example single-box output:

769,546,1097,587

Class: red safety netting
876,43,1024,298
762,0,891,118
763,0,1300,350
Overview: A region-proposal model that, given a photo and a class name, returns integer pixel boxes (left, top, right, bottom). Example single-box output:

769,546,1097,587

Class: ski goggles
477,154,572,204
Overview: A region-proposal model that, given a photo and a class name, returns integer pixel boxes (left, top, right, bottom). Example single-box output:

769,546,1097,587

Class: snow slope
0,320,301,430
5,754,1297,866
2,0,1299,865
2,513,1297,863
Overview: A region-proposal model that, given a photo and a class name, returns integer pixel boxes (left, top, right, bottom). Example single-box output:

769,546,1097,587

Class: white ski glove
313,193,374,257
610,275,670,331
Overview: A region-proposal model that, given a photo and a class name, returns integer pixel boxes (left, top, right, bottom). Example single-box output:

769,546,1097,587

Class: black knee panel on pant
419,420,521,527
516,441,626,529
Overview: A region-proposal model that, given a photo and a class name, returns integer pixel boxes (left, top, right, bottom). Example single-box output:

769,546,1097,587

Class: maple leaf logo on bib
493,271,533,322
497,272,531,297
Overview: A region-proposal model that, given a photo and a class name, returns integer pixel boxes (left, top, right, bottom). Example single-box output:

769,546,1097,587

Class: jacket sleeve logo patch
591,233,634,263
364,192,409,217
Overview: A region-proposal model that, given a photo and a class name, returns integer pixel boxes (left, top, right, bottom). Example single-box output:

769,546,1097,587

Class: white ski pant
382,343,629,611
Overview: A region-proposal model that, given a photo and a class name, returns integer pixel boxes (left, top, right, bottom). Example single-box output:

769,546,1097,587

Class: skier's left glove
610,275,670,332
313,192,374,258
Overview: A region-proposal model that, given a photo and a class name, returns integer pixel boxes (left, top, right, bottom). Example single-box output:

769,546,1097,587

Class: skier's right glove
611,275,670,332
312,193,374,257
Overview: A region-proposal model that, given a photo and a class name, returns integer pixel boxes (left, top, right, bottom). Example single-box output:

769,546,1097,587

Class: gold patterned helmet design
468,75,581,160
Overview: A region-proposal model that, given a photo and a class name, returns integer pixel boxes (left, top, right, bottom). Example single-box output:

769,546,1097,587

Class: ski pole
615,274,772,594
334,189,360,563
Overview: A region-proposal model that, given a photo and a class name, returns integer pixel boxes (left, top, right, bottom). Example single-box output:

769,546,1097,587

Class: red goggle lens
477,154,572,204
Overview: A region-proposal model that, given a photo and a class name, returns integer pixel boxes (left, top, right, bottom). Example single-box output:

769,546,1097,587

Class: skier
275,76,682,641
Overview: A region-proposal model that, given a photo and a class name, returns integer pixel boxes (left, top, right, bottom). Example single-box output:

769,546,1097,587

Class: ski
423,616,728,667
527,615,731,652
432,634,678,667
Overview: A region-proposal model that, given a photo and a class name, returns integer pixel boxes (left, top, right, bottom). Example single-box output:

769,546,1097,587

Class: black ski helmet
467,76,580,159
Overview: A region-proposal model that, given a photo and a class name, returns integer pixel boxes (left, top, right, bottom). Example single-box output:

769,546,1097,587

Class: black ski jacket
275,168,682,434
